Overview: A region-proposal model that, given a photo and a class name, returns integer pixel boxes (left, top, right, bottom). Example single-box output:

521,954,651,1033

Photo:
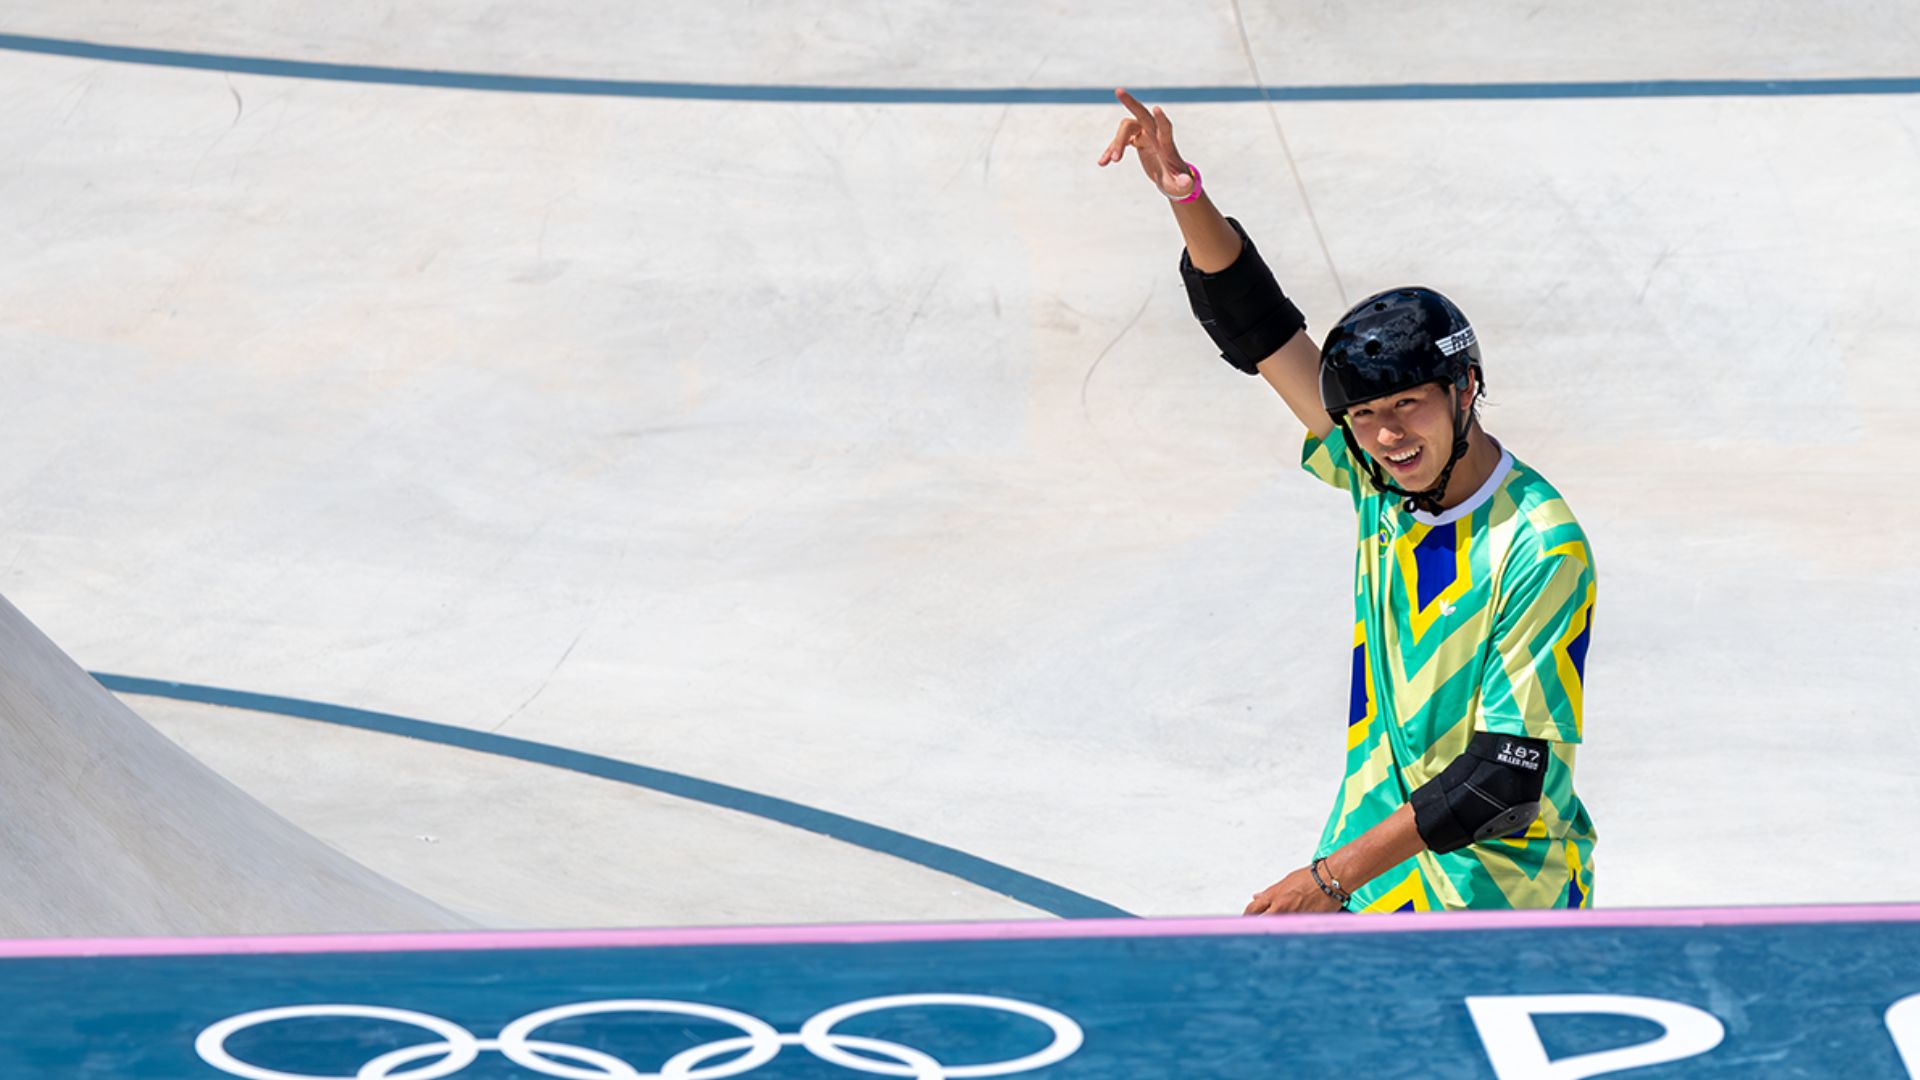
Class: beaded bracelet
1310,858,1352,910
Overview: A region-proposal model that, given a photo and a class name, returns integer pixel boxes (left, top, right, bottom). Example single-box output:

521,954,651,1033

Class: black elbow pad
1179,217,1306,375
1410,731,1549,854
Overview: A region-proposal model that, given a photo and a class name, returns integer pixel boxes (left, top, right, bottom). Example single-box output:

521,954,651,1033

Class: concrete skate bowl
0,3,1916,931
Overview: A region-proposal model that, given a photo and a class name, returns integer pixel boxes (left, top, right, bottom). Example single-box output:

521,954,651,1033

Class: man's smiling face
1343,381,1470,492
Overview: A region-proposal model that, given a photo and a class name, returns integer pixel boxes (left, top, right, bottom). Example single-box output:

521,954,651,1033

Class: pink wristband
1173,163,1203,204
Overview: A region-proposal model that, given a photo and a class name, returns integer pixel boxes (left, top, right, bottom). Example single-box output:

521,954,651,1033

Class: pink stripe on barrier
3,903,1918,960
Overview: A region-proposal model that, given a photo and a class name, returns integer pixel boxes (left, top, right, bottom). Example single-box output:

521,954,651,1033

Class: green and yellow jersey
1303,425,1597,912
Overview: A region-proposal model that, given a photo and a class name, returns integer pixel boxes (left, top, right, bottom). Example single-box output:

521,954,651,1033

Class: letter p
1466,994,1726,1079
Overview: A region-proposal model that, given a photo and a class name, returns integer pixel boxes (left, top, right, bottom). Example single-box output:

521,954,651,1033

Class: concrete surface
0,1,1916,929
136,694,1048,927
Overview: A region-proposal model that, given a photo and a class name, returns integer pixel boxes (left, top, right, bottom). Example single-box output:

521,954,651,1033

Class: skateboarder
1100,89,1596,912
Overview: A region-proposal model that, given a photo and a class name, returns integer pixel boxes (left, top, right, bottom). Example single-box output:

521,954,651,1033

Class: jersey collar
1409,439,1513,526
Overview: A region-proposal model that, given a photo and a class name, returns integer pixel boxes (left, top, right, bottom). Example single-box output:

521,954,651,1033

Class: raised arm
1098,88,1332,438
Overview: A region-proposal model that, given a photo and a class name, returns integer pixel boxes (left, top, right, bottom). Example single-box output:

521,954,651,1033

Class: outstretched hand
1244,866,1347,915
1096,88,1197,201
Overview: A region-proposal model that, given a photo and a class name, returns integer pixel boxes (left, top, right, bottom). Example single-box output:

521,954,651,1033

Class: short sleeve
1474,548,1596,744
1301,425,1378,510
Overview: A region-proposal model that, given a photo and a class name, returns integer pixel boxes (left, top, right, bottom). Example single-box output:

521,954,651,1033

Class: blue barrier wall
2,908,1916,1078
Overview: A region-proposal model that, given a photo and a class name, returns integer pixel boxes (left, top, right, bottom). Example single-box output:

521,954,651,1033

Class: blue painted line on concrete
5,33,1919,103
91,672,1132,920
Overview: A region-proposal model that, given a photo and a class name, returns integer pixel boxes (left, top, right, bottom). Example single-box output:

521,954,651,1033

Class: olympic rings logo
196,994,1084,1080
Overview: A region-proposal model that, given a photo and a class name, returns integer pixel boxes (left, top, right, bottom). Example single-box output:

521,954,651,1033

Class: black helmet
1319,287,1484,515
1319,287,1480,419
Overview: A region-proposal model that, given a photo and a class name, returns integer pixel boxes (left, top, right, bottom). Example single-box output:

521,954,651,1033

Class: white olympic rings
195,993,1084,1080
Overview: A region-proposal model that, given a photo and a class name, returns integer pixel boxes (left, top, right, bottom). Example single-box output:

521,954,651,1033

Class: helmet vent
1373,302,1387,312
1364,340,1382,356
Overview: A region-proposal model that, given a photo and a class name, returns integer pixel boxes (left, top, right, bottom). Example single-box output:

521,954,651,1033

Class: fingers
1150,105,1185,165
1112,88,1176,149
1106,89,1186,183
1098,117,1140,166
1115,87,1154,127
1118,91,1180,156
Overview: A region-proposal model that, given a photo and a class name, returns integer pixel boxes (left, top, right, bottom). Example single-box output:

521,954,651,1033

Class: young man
1099,90,1596,913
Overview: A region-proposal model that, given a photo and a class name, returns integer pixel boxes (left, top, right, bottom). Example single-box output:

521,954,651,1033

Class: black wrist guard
1410,731,1549,854
1179,216,1307,375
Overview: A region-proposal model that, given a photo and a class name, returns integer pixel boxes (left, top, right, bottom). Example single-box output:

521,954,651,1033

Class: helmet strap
1407,387,1473,515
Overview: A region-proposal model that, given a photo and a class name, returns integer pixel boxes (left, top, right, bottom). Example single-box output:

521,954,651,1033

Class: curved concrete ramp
0,592,469,936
